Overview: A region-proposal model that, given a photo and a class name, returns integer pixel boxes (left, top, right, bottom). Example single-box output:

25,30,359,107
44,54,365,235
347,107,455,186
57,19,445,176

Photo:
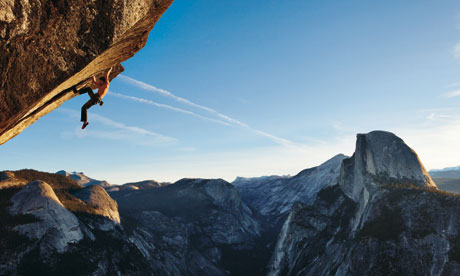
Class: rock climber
73,67,112,129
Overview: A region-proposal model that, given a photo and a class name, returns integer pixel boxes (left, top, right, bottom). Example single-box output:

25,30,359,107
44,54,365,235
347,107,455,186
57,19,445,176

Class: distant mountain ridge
56,170,170,192
3,131,460,275
268,131,460,276
430,169,460,179
430,166,460,173
428,166,460,194
56,170,111,188
107,179,169,192
233,154,347,224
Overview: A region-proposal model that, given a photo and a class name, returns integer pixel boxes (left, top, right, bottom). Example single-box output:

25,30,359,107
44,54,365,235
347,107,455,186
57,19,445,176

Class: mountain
431,166,460,173
73,185,120,224
0,0,174,145
110,178,266,276
56,170,111,188
233,154,347,225
9,180,84,253
429,168,460,194
0,170,149,275
431,178,460,194
0,171,268,275
268,131,460,276
106,179,168,192
430,170,460,179
3,131,460,275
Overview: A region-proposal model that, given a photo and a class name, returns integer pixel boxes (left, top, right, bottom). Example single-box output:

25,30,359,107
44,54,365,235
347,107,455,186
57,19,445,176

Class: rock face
0,0,174,145
111,178,264,275
9,180,83,253
73,184,120,223
4,130,460,275
267,131,460,276
340,131,436,203
56,170,111,187
1,173,150,275
233,154,347,224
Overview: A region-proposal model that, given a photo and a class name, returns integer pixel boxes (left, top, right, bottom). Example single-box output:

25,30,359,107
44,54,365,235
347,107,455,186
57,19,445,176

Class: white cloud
445,82,460,88
454,42,460,59
442,89,460,98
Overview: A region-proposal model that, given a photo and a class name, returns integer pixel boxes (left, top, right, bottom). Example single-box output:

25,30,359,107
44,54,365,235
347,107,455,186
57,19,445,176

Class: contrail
119,75,260,128
90,113,176,142
109,92,233,127
58,108,176,143
118,75,216,113
114,76,299,147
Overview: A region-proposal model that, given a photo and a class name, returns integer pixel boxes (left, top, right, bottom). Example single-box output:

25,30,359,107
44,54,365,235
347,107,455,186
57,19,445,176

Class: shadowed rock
112,178,262,275
0,0,174,145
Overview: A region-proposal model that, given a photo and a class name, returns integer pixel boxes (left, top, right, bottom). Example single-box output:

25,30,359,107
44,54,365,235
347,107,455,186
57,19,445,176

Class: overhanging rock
0,0,174,144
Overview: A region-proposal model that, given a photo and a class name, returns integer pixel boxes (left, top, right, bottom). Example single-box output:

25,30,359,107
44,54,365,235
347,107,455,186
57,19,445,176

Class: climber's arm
105,67,113,84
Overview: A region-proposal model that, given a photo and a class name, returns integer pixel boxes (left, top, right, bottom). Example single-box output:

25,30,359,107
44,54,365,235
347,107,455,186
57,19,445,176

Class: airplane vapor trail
117,75,298,147
109,92,232,127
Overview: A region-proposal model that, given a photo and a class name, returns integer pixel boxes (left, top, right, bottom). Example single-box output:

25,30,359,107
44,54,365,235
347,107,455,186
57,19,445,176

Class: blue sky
3,0,460,184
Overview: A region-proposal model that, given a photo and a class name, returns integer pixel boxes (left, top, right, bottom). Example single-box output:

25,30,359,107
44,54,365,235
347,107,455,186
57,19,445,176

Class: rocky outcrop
233,154,347,224
0,0,174,145
0,171,27,189
269,185,460,276
340,130,436,203
1,173,150,275
267,131,460,276
73,184,120,223
5,130,457,275
9,180,83,253
111,178,264,275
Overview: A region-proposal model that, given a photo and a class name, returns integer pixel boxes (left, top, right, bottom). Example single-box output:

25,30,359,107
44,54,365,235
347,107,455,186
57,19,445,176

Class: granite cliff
2,131,460,275
268,131,460,276
0,170,148,275
0,0,174,145
0,172,266,275
110,178,265,276
233,154,347,225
